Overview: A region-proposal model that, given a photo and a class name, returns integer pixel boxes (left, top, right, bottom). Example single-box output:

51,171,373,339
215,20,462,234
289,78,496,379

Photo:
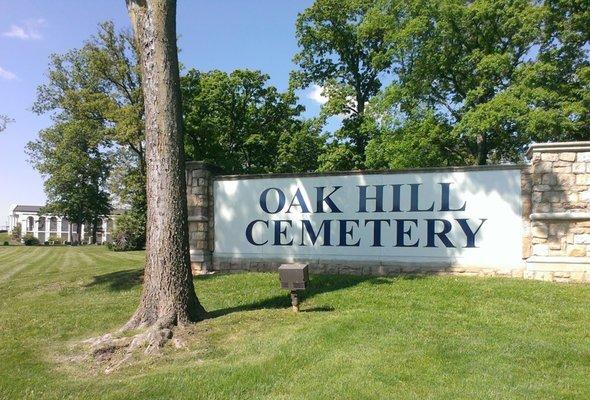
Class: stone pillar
186,161,216,275
525,141,590,282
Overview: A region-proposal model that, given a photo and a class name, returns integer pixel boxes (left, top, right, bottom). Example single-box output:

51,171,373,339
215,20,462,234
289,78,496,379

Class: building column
185,161,216,275
525,141,590,282
102,219,108,243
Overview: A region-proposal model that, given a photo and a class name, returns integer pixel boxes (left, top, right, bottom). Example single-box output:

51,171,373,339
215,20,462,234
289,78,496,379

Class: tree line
27,0,589,248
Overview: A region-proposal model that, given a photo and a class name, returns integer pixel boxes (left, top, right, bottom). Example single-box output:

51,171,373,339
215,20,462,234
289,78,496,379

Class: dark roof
13,205,43,213
13,204,124,216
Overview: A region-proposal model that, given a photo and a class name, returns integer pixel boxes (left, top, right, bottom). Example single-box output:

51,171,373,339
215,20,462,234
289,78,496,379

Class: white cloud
0,66,17,80
307,84,328,105
3,18,45,40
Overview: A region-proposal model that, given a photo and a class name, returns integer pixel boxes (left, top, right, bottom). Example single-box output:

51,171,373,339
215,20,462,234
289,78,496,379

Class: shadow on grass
203,273,415,319
84,268,425,318
85,268,144,291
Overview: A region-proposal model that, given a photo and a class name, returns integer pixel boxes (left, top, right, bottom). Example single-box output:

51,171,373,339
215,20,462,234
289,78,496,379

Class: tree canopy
26,120,111,243
292,0,388,166
294,0,589,168
0,115,14,132
182,68,324,173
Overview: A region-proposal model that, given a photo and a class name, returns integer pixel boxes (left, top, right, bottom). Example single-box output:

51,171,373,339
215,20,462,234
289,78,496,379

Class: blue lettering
456,218,486,248
245,220,268,246
260,188,286,214
425,219,454,248
395,219,419,247
315,186,342,213
439,183,466,212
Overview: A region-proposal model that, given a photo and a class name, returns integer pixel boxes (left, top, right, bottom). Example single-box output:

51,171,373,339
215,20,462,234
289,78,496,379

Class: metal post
290,291,299,312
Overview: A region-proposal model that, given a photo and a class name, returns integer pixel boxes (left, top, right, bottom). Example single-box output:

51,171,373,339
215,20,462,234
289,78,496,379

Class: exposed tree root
83,314,190,373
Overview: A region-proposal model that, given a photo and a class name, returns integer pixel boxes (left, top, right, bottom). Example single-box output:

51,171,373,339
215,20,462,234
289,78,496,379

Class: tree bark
125,0,206,329
476,133,488,165
76,221,82,245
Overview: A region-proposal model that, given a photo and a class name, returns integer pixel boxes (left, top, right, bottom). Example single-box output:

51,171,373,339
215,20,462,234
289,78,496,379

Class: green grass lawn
0,246,588,399
0,232,11,244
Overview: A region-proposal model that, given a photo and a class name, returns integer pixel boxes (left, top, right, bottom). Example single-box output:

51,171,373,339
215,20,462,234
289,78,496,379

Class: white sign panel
214,169,523,266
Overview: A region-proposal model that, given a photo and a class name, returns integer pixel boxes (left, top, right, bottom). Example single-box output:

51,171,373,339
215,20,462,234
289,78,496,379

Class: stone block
553,166,571,174
532,244,549,256
338,265,364,275
574,234,590,245
542,191,564,203
522,236,532,258
548,223,568,236
554,161,574,167
187,195,198,207
533,184,551,192
534,162,553,173
577,152,590,162
567,245,587,257
533,203,551,213
541,153,559,161
541,174,557,185
532,225,549,239
572,163,586,173
559,152,576,162
575,174,588,185
512,269,524,278
567,193,579,203
522,197,532,216
555,174,575,186
580,190,590,202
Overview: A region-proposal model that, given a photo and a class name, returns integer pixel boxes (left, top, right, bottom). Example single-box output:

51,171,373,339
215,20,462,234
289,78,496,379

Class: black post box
278,263,309,290
278,263,309,312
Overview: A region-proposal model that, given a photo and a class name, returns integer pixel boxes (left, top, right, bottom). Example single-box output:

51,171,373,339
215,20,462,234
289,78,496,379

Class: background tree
363,0,589,165
365,111,465,169
123,0,206,337
291,0,387,168
182,69,324,173
26,120,111,244
33,21,147,248
0,115,14,132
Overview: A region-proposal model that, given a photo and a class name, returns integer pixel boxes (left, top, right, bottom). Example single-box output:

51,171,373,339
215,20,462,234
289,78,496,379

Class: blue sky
0,0,326,227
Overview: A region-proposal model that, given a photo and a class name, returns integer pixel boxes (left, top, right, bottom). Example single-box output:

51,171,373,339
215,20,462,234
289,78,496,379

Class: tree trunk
91,220,97,245
125,0,206,329
476,133,488,165
76,221,82,245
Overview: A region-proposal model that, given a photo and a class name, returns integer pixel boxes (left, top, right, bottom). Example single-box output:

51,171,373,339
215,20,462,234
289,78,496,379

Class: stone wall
186,161,216,274
186,141,590,283
525,142,590,282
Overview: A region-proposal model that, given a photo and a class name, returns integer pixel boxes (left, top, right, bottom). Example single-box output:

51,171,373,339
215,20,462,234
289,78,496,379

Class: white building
7,204,116,244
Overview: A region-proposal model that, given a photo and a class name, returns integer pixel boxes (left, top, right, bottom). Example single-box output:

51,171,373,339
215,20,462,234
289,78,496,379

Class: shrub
108,210,145,251
49,235,62,245
11,224,22,240
3,241,8,246
22,234,39,246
